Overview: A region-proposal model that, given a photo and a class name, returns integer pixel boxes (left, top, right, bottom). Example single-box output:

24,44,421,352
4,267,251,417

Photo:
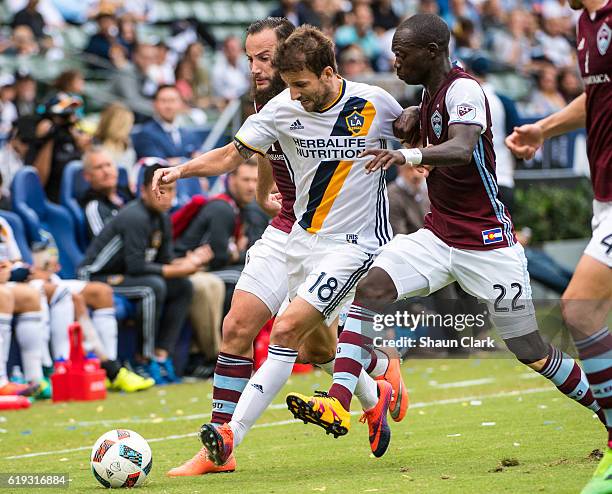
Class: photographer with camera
32,92,91,203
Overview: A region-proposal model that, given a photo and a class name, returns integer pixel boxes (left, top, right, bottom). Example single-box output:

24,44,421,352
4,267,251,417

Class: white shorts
373,228,537,339
584,200,612,268
287,226,375,325
235,226,289,315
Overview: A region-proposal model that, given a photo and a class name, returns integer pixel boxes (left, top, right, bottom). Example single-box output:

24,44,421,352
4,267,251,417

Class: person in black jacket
80,147,133,239
77,163,210,383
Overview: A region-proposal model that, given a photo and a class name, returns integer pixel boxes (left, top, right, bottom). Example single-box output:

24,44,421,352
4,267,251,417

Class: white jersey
235,78,403,252
0,217,22,261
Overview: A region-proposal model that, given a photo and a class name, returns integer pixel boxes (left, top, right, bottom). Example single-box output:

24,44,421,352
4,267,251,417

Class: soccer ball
90,429,152,488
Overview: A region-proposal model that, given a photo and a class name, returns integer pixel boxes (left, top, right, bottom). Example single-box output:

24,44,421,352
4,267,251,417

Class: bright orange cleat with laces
199,423,235,466
376,349,409,422
166,447,236,477
360,380,392,457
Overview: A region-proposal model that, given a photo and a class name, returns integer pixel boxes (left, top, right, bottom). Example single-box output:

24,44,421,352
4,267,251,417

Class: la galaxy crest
346,109,365,135
597,22,611,56
431,110,443,139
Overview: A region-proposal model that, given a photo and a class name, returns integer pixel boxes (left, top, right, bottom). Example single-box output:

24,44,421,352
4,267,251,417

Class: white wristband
399,148,423,166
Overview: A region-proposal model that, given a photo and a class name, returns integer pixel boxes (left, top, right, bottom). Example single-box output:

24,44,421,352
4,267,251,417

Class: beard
252,72,287,106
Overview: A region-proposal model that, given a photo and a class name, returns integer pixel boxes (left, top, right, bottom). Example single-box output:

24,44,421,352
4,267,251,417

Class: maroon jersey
419,67,516,250
255,103,296,233
577,2,612,202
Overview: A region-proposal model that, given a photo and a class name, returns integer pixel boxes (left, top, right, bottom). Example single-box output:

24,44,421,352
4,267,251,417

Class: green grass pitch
0,357,603,493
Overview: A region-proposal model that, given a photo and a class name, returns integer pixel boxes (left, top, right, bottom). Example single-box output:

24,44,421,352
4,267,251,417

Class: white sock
92,308,118,360
318,358,378,410
0,313,12,386
49,287,74,360
15,311,44,382
229,345,297,447
370,349,389,378
38,293,53,368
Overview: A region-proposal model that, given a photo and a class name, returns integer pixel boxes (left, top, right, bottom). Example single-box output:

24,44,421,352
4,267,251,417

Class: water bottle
84,352,100,373
53,358,69,374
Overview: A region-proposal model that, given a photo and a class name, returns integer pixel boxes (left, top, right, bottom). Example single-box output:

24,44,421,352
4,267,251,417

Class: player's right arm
151,142,251,198
505,93,586,160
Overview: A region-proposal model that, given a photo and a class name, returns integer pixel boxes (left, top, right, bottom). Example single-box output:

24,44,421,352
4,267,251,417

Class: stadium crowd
0,0,586,398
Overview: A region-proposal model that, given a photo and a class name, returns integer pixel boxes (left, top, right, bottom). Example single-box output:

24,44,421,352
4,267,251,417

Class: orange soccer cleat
376,349,409,422
199,423,235,466
166,447,236,477
360,380,392,457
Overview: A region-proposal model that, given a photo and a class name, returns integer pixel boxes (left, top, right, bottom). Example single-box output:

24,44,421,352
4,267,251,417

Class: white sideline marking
6,386,554,460
431,378,496,389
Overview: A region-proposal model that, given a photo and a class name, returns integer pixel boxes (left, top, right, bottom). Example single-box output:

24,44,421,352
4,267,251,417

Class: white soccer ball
90,429,152,488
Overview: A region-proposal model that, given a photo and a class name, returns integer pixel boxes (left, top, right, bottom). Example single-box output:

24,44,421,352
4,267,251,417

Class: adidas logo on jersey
251,383,264,393
289,119,304,130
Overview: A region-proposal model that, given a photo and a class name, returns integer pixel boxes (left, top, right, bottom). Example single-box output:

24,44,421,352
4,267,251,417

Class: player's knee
222,312,259,354
83,282,114,309
270,316,301,350
147,276,167,303
0,285,15,313
355,268,397,302
12,283,42,313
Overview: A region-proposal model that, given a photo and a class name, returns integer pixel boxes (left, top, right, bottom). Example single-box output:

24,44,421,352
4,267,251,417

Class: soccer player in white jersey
155,25,408,469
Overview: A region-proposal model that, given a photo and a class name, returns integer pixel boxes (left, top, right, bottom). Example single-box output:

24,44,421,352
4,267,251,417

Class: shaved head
395,14,450,52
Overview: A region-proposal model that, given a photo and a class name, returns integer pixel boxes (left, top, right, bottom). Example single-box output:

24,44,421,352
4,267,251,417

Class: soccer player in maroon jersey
287,13,607,464
506,0,611,490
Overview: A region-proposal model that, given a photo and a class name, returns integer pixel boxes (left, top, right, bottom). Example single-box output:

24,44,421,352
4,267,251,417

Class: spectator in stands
371,0,399,33
0,117,33,199
4,25,39,56
558,67,583,103
338,45,373,79
270,0,321,27
0,217,46,397
53,69,85,97
80,146,134,239
83,12,120,65
175,42,214,109
211,36,250,102
13,72,36,117
387,164,430,236
335,4,381,69
148,42,175,87
117,13,138,59
489,9,533,69
524,63,566,117
93,102,136,175
174,160,257,270
0,83,18,138
536,5,575,68
11,0,46,40
133,85,202,163
110,42,158,118
32,92,90,203
453,17,482,61
77,163,202,383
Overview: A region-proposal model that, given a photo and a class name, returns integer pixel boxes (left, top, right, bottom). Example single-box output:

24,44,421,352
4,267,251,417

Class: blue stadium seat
0,210,33,265
60,160,130,251
10,167,84,279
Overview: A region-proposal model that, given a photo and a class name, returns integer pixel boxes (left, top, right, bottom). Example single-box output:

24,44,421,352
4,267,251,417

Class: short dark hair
154,84,179,100
275,25,337,76
246,17,295,43
142,162,166,186
396,14,451,51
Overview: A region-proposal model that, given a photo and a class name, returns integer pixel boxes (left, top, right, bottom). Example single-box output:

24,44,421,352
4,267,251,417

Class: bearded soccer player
162,20,407,476
506,0,611,490
287,13,607,466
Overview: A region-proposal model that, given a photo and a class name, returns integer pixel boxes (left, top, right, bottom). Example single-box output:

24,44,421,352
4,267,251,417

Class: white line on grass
6,386,555,461
431,378,496,389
